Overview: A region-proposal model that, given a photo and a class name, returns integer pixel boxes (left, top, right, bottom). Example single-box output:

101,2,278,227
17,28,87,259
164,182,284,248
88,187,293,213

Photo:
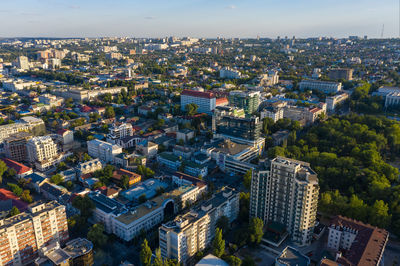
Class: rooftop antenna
381,24,385,38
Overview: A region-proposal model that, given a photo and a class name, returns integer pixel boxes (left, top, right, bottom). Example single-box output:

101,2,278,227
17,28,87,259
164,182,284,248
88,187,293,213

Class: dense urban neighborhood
0,36,399,266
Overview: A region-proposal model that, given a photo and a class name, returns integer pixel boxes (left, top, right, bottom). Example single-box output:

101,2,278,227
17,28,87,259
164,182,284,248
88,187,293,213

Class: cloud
225,5,236,10
144,16,156,20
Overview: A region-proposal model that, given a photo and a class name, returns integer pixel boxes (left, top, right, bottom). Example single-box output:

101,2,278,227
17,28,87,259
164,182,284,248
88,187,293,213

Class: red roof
1,158,32,175
57,129,69,136
0,188,28,211
216,97,228,106
80,106,92,113
181,89,215,99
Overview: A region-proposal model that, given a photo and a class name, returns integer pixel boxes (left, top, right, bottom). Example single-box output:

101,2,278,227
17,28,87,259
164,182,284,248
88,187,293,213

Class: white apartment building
159,187,239,263
27,136,60,171
38,94,64,107
76,158,103,178
2,79,37,92
250,157,319,246
0,116,45,144
299,80,342,94
326,93,349,111
219,67,242,79
326,216,388,266
89,192,175,242
260,107,284,122
16,56,29,70
384,92,400,107
106,123,134,144
53,86,127,101
87,139,123,163
180,90,216,115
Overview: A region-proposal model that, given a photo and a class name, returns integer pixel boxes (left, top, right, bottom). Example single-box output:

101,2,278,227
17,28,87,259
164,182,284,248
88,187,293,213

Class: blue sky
0,0,398,38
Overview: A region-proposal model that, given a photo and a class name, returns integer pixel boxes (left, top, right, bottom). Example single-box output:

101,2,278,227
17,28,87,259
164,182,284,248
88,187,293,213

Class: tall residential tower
250,157,319,246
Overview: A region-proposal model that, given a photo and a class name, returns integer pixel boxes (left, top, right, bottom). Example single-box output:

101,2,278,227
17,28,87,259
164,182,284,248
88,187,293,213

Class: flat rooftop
114,195,170,225
276,246,310,266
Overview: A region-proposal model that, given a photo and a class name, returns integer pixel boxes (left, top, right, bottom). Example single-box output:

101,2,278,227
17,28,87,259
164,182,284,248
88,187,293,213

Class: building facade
27,136,59,171
159,187,239,263
299,80,342,94
180,90,216,115
327,216,388,266
0,201,68,265
4,132,33,163
250,157,319,246
87,139,123,163
228,91,260,115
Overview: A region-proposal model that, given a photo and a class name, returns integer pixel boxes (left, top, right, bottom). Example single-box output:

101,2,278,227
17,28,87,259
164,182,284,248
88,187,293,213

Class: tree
83,153,91,162
21,190,33,203
50,174,63,185
248,217,264,246
243,170,252,190
242,256,255,266
105,106,115,118
152,248,163,266
121,175,130,189
216,216,230,235
8,206,20,217
140,239,152,266
8,183,22,197
72,195,95,220
185,103,198,116
212,228,225,258
267,146,285,158
225,255,242,266
369,200,391,228
0,160,8,183
87,223,108,247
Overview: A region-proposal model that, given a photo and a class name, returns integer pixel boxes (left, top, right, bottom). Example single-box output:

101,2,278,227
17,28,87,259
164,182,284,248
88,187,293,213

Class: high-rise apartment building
180,90,216,115
213,115,264,153
4,132,33,163
159,187,239,263
250,157,319,246
228,91,260,115
0,201,68,265
16,56,29,70
328,68,353,81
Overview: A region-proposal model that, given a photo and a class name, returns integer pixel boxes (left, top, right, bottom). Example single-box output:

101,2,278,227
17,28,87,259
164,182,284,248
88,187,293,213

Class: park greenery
267,113,400,236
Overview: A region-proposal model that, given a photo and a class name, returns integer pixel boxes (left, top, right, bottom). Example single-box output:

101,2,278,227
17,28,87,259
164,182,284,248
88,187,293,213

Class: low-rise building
89,191,175,242
112,168,141,188
275,246,310,266
327,216,388,266
299,80,342,94
76,158,102,180
136,140,158,158
87,139,123,163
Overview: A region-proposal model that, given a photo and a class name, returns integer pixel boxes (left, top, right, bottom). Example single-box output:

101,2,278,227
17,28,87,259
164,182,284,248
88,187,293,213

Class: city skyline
1,0,399,38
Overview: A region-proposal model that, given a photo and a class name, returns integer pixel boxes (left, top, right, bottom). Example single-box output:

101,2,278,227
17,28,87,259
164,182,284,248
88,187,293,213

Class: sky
0,0,399,38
